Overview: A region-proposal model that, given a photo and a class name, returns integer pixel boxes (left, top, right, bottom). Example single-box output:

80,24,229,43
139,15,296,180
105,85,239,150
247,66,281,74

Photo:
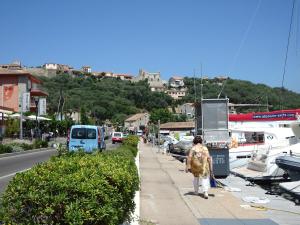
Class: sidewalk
139,141,279,225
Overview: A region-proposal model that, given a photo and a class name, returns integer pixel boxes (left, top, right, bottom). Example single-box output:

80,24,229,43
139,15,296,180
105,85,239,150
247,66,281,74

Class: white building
44,63,58,70
169,76,185,88
134,69,165,92
166,89,186,100
124,113,149,132
82,66,92,73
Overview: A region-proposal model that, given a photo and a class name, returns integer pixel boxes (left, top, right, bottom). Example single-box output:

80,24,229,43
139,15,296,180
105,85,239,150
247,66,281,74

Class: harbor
139,141,300,225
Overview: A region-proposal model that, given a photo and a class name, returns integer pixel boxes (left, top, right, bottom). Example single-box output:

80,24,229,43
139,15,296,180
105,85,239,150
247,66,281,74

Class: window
244,132,264,144
71,128,96,139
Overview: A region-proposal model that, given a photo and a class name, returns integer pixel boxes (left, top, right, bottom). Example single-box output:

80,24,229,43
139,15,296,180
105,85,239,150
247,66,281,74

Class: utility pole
200,63,203,100
19,100,23,140
157,119,160,153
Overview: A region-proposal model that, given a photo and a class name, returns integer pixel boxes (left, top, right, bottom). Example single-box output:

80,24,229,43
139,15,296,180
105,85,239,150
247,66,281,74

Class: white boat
276,154,300,181
275,122,300,181
229,127,296,169
230,122,300,180
279,181,300,199
228,109,300,170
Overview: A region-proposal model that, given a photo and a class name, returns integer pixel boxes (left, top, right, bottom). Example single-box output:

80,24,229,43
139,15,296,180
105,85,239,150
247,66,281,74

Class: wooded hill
182,77,300,113
40,74,300,123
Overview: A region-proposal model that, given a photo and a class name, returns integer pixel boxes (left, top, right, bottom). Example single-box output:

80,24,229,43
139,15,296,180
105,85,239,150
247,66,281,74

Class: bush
123,135,139,157
0,145,139,225
0,144,13,154
33,139,48,148
20,143,34,151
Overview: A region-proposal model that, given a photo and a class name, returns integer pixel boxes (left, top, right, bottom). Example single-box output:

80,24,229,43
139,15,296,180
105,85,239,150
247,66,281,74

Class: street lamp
34,96,39,139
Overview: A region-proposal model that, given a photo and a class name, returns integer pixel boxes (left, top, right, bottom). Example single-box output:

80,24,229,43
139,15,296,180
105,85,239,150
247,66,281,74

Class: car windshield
113,132,122,137
71,128,96,139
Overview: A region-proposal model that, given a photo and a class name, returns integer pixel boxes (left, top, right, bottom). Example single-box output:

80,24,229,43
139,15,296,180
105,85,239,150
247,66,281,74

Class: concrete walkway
139,141,279,225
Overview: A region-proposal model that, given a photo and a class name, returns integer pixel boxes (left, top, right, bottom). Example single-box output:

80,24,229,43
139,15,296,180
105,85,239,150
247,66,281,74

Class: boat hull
276,155,300,181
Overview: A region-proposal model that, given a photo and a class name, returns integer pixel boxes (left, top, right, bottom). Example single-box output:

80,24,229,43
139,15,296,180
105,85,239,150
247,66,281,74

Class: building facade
166,89,186,99
169,76,185,88
134,69,165,92
82,66,92,73
124,113,149,132
179,103,195,118
0,69,48,112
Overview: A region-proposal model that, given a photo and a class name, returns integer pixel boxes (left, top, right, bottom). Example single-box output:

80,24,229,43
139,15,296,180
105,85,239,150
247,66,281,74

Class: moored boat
276,154,300,181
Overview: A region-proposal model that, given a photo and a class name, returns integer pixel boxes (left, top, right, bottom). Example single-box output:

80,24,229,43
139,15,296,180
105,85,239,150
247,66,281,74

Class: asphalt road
0,148,57,194
0,139,120,195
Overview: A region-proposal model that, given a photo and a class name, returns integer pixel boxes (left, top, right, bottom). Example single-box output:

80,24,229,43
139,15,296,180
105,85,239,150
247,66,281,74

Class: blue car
68,125,106,152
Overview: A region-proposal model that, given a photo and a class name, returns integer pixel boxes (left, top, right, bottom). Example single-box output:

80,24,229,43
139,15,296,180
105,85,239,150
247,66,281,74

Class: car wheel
112,141,115,144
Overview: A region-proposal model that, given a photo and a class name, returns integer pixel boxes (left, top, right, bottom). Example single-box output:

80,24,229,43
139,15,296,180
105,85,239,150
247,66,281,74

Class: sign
38,98,47,115
202,98,230,143
253,113,295,120
4,85,14,101
22,92,30,112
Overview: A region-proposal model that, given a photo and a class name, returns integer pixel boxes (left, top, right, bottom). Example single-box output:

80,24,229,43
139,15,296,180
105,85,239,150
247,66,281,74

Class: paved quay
139,141,292,225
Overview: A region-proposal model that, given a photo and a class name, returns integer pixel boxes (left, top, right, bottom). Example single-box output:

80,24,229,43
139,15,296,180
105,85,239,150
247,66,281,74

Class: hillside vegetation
40,75,300,123
182,77,300,112
39,74,172,124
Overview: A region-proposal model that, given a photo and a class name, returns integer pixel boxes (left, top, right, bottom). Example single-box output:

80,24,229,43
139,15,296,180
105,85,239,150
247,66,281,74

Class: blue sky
1,0,300,93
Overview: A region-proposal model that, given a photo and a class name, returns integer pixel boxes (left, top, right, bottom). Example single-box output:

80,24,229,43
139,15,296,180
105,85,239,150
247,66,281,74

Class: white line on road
0,168,30,180
0,148,55,161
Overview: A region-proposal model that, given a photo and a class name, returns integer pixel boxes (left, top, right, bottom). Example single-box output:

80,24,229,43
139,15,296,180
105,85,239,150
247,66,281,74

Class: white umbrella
8,113,28,121
9,113,21,118
27,115,52,121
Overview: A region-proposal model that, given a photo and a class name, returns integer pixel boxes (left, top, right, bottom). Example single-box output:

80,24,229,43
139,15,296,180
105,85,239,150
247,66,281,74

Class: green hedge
0,144,13,154
0,140,49,154
122,135,139,157
0,146,139,224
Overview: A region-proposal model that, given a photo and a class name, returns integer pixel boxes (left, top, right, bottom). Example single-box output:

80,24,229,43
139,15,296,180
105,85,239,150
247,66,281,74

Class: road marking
0,148,55,161
0,168,30,180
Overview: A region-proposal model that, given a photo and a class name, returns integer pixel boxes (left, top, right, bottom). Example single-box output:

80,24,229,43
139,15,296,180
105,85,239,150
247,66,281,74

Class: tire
112,141,115,144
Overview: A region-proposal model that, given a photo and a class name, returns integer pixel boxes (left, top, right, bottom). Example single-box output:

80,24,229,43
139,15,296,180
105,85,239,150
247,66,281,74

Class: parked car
137,130,143,136
169,139,193,155
112,132,123,144
68,125,106,152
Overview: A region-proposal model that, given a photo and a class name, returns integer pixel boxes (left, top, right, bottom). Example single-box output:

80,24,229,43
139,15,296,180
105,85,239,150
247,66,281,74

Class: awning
8,113,28,121
27,115,51,121
30,89,48,96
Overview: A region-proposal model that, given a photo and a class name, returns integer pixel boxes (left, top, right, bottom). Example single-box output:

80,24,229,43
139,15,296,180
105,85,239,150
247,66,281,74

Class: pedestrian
185,136,214,199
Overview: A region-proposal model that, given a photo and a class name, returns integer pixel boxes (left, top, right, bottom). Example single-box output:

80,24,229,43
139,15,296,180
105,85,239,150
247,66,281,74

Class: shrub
20,143,34,151
33,139,48,148
0,144,13,154
0,145,139,225
123,135,139,156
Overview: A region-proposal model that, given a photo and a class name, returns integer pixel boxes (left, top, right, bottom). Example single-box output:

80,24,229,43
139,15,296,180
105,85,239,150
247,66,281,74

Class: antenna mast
193,69,196,102
200,63,203,100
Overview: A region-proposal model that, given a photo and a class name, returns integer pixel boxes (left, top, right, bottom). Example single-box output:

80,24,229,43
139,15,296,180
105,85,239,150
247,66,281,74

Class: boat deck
279,181,300,199
231,166,286,181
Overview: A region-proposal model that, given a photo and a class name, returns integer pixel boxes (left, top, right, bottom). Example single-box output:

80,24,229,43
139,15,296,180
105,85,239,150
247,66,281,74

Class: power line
228,0,262,75
280,0,296,110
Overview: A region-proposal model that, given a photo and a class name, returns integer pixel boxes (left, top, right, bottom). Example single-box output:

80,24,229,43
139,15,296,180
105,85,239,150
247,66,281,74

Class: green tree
150,108,173,124
5,118,20,137
80,107,90,125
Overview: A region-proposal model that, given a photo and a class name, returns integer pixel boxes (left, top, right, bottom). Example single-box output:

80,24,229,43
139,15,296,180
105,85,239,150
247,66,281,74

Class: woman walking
186,136,214,199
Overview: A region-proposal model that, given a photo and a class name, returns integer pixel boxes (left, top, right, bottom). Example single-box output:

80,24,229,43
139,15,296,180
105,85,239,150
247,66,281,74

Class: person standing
186,136,214,199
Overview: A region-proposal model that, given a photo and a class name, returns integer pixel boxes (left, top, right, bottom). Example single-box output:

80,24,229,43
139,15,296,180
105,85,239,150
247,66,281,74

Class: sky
1,0,300,94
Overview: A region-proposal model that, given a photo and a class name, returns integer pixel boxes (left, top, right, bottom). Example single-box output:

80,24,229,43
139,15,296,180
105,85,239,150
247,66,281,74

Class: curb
0,147,55,159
